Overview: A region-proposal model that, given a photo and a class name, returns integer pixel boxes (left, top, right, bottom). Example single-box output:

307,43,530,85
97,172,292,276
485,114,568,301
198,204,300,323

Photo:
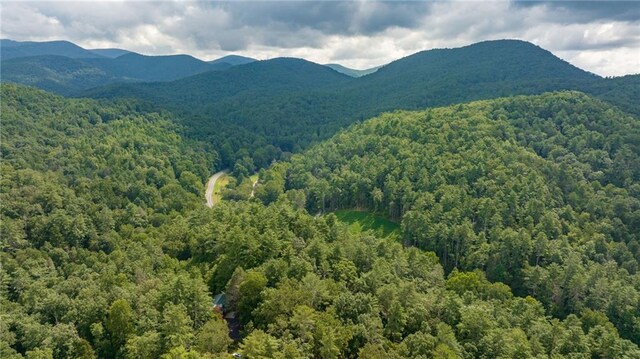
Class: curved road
205,170,228,208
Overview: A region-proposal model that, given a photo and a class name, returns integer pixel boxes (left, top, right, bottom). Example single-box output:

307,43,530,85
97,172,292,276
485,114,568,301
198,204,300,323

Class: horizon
1,1,638,77
2,37,635,78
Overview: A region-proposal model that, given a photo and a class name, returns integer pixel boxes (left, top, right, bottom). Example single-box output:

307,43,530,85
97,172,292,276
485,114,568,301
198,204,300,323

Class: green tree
161,304,194,351
195,316,232,354
106,299,135,357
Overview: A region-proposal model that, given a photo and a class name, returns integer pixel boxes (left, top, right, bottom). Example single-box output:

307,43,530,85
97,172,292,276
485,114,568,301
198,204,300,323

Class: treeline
256,92,640,344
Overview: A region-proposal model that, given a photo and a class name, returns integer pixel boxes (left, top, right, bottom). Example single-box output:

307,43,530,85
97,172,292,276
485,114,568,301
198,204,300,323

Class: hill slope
0,55,123,94
585,74,640,116
85,57,353,161
210,54,256,66
86,39,633,165
0,39,234,92
84,52,231,82
0,84,219,357
3,84,639,358
0,39,102,60
88,57,351,103
259,92,640,343
344,39,599,111
88,48,133,58
1,53,232,94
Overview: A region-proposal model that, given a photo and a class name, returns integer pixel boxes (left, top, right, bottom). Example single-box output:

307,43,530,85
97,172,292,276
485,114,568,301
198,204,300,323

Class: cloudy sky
1,1,639,76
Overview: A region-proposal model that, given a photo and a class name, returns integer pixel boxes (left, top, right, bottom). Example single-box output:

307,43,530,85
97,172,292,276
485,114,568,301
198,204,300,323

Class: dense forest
1,55,126,96
2,34,640,359
3,40,638,172
3,85,640,358
256,92,640,345
83,40,639,170
0,84,217,357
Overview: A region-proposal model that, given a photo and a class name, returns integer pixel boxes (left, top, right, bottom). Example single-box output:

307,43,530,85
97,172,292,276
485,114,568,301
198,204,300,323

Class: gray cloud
0,0,638,76
215,1,432,35
513,1,640,23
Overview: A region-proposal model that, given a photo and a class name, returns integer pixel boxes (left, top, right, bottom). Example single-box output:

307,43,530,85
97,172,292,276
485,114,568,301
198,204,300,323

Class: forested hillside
5,85,640,358
1,56,124,95
339,39,598,111
0,40,102,60
587,74,640,116
0,55,231,95
0,84,219,358
86,57,354,165
82,53,232,82
86,57,352,107
257,92,640,344
84,40,638,171
0,40,234,95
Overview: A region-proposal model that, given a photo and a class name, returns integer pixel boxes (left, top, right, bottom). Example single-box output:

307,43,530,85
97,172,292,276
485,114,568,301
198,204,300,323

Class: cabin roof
213,293,226,306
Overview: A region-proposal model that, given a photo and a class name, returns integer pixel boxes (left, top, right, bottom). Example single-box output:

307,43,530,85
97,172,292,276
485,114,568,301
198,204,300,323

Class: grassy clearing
334,210,400,238
213,174,230,204
214,173,259,203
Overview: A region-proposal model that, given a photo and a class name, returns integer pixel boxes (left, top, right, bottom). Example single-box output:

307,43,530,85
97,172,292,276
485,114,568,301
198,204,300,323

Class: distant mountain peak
209,54,256,66
373,38,599,81
324,63,381,77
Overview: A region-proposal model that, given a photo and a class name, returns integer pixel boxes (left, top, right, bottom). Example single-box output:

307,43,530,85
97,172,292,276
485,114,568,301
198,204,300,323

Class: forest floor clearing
334,210,400,238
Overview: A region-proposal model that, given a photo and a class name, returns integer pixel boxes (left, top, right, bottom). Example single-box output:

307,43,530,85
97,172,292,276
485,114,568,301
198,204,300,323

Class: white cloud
558,47,640,77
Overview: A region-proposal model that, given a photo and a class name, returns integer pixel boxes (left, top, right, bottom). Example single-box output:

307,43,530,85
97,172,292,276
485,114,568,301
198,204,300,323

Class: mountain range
0,39,375,94
81,40,639,160
1,38,638,162
0,40,237,94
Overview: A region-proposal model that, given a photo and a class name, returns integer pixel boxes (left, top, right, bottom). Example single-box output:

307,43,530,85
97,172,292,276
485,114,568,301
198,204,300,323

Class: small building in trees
213,293,226,312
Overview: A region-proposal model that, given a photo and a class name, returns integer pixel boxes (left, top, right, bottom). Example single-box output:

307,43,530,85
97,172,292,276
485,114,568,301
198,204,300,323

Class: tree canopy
2,79,639,357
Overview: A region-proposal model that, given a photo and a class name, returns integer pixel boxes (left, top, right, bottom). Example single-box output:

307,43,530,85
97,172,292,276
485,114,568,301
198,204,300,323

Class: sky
1,1,639,77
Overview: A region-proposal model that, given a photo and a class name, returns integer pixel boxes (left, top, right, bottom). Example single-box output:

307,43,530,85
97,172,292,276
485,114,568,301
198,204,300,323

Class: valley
1,34,639,359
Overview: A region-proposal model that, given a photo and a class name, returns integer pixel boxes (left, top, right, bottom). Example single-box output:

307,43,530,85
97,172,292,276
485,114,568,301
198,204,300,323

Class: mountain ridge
80,39,636,163
88,48,133,58
0,39,104,60
85,57,353,106
210,54,257,66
